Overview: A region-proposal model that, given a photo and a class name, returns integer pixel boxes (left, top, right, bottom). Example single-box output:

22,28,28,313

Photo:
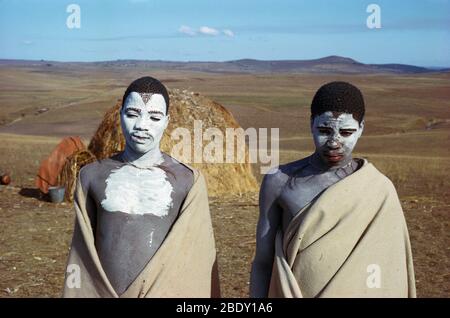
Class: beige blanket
268,160,416,298
63,168,218,298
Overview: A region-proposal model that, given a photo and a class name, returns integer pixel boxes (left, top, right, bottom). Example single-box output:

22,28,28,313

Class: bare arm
250,172,283,298
78,165,97,236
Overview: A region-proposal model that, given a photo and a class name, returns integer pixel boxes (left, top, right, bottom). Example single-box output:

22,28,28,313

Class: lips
323,152,343,163
131,133,151,143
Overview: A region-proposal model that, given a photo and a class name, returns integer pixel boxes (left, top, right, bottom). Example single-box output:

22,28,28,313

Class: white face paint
101,165,173,216
148,231,154,247
120,92,169,154
311,111,364,166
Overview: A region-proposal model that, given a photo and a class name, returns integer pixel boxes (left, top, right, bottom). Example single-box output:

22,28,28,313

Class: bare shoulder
77,156,117,191
261,167,286,191
261,157,310,193
79,160,99,175
161,153,193,176
161,153,194,190
78,160,101,190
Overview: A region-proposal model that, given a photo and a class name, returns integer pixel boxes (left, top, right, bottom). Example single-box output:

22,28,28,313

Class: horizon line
0,56,449,69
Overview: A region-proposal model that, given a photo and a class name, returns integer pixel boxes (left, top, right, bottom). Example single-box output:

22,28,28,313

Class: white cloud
179,25,196,36
178,25,234,38
223,29,234,37
22,40,33,45
199,26,219,36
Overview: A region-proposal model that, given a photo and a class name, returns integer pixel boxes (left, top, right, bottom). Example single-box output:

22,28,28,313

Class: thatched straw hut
61,89,258,200
60,149,96,202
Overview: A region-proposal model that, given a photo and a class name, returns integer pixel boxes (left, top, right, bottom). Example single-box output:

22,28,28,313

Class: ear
358,120,365,137
163,114,170,130
309,116,317,135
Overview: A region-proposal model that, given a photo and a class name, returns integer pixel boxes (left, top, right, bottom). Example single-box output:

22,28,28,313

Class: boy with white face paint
251,82,416,298
63,77,220,298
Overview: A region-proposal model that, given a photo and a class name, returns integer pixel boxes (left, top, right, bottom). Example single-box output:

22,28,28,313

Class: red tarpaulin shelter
35,136,85,194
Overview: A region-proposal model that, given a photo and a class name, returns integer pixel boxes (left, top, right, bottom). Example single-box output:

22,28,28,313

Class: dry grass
0,133,89,188
0,66,449,297
362,154,450,197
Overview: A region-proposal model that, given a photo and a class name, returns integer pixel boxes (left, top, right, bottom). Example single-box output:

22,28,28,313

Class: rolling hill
1,56,447,74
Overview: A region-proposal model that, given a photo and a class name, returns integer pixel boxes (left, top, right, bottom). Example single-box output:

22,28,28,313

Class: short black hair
311,81,365,124
122,76,170,113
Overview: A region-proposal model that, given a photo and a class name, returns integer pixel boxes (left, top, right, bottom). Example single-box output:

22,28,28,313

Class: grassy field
0,64,449,297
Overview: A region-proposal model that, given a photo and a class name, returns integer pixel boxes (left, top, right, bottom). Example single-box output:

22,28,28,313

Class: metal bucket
48,186,65,203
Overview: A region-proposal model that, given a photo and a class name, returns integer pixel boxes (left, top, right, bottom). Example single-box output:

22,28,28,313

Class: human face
120,92,169,154
311,111,364,166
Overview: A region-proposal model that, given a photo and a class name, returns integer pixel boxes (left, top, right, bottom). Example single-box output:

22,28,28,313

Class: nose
327,140,339,149
134,116,149,131
327,132,341,149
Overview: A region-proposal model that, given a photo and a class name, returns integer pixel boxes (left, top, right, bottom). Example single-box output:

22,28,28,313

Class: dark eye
126,113,138,118
318,128,332,135
150,116,161,122
340,130,355,137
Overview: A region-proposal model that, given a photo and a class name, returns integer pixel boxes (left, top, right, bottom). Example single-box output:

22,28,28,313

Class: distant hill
1,56,448,74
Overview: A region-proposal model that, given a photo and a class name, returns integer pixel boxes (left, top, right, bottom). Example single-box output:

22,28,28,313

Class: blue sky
0,0,449,66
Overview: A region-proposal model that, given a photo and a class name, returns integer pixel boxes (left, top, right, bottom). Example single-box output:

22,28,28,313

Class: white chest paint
101,165,173,217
